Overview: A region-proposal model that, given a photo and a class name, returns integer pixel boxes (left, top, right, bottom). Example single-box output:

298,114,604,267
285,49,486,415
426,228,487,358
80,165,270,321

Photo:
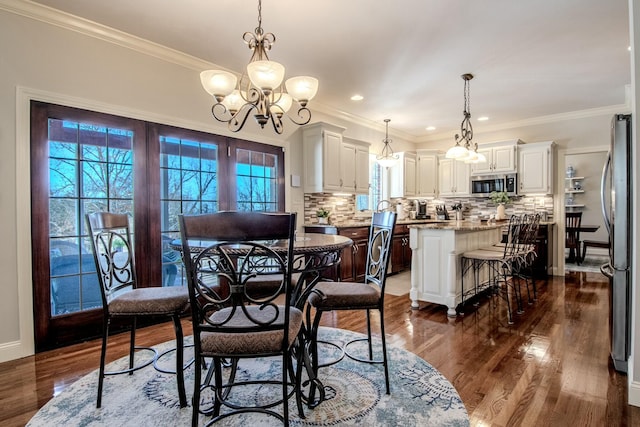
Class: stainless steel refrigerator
600,113,632,373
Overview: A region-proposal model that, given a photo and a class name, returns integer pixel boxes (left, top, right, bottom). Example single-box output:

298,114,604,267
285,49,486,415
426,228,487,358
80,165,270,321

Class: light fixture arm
456,73,474,149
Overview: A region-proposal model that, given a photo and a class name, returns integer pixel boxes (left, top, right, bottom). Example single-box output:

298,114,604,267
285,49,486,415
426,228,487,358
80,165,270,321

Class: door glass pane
236,148,278,212
48,119,134,316
160,136,219,286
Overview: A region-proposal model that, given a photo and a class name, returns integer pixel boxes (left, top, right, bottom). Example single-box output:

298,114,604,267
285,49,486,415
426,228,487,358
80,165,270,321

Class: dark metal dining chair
306,211,397,394
179,211,303,427
85,212,189,408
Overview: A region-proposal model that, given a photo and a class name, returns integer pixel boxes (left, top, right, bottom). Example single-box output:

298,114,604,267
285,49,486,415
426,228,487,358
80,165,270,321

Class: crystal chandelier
445,74,486,163
199,0,318,134
376,119,399,168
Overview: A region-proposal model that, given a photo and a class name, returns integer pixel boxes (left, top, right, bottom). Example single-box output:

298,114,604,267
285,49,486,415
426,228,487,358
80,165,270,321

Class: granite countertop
304,219,555,230
304,219,446,229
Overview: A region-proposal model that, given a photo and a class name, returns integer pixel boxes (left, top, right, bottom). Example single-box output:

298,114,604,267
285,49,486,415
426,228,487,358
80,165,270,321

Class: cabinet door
417,154,438,196
355,145,370,194
471,147,493,175
404,155,417,196
339,246,355,282
438,158,455,196
492,145,516,173
454,161,470,195
323,130,343,191
340,143,357,192
353,239,369,282
519,146,549,194
402,234,412,270
390,234,405,274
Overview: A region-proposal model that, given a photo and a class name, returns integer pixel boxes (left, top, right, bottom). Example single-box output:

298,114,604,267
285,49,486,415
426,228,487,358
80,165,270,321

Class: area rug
566,255,609,274
27,327,468,426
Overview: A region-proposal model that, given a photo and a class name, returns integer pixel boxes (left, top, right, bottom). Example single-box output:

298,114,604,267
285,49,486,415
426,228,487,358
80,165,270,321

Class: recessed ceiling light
426,126,436,131
477,116,489,121
350,94,364,101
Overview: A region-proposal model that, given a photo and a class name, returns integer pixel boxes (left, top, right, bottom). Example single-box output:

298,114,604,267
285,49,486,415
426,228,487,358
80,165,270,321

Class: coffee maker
414,200,429,219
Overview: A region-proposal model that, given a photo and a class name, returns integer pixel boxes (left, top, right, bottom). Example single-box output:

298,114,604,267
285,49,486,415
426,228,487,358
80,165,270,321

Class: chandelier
199,0,318,134
445,74,486,163
376,119,399,168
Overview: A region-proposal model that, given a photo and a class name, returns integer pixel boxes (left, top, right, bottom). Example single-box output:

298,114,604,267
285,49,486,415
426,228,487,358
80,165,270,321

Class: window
356,154,383,212
31,102,285,350
48,119,134,315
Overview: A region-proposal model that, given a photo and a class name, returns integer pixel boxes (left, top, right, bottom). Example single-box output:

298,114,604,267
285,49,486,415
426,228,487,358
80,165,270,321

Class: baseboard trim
0,339,31,364
629,380,640,407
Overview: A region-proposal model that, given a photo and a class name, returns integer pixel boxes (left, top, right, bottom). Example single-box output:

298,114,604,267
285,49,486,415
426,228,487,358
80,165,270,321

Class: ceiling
29,0,631,140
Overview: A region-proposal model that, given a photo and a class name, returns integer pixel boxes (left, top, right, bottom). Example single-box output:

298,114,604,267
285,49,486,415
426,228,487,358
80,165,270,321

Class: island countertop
406,220,507,231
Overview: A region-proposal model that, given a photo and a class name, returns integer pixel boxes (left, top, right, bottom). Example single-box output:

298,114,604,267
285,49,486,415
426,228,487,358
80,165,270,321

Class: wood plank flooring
2,271,639,426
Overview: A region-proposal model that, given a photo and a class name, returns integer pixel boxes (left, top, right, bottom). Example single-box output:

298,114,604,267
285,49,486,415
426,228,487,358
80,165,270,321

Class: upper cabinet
389,152,417,198
343,138,371,194
438,156,470,197
470,140,522,175
302,123,370,194
518,141,555,195
416,149,439,197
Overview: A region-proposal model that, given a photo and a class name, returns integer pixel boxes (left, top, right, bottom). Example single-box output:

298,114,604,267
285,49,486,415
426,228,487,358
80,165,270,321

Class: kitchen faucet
376,199,392,212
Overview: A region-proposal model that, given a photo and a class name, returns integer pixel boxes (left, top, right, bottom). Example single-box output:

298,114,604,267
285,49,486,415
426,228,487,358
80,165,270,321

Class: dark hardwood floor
2,271,639,426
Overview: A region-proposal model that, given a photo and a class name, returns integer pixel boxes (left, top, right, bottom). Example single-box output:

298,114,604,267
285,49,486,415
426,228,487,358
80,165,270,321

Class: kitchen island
408,221,504,316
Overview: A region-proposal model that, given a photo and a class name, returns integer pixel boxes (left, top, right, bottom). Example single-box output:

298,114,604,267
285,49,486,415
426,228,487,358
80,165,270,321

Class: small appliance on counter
435,204,449,220
414,200,430,219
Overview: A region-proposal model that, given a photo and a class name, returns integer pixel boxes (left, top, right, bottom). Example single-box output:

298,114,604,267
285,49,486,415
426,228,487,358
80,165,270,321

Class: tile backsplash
304,193,554,225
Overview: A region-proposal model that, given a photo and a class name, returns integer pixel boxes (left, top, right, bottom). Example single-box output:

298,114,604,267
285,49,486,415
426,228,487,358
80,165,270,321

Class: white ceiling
29,0,631,140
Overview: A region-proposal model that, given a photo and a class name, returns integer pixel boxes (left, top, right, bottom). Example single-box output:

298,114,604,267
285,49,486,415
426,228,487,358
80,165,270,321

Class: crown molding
418,103,631,143
1,0,631,145
0,0,213,71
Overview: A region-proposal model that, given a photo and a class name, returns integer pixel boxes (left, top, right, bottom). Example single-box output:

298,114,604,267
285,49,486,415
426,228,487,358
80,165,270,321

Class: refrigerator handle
601,151,611,234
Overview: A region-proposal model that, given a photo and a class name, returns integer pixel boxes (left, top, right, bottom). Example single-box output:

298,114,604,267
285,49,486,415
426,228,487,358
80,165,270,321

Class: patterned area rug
28,327,468,426
565,255,609,274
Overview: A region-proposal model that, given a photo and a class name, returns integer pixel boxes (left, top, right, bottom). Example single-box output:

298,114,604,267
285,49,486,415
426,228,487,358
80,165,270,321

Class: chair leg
282,350,290,427
191,352,202,427
129,316,136,374
172,314,187,408
366,310,373,360
379,306,390,395
97,317,110,408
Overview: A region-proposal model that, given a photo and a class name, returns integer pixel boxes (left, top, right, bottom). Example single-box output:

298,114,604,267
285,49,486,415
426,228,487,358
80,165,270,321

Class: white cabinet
470,140,521,175
416,150,438,197
518,141,555,195
341,140,370,194
302,123,370,194
438,156,470,197
389,152,417,198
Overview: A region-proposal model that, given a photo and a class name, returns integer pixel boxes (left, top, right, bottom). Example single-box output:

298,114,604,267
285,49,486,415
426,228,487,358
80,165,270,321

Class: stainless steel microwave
470,174,517,197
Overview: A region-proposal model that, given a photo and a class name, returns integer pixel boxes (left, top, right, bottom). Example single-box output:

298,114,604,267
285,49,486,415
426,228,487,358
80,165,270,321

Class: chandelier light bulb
200,70,237,101
247,60,285,92
286,76,319,105
271,93,293,116
221,90,245,114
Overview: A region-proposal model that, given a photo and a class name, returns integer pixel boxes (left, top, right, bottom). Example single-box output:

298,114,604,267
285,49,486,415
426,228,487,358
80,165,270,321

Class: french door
31,102,284,350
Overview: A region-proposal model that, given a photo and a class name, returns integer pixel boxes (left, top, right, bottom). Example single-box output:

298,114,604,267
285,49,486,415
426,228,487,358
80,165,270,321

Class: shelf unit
565,176,585,208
